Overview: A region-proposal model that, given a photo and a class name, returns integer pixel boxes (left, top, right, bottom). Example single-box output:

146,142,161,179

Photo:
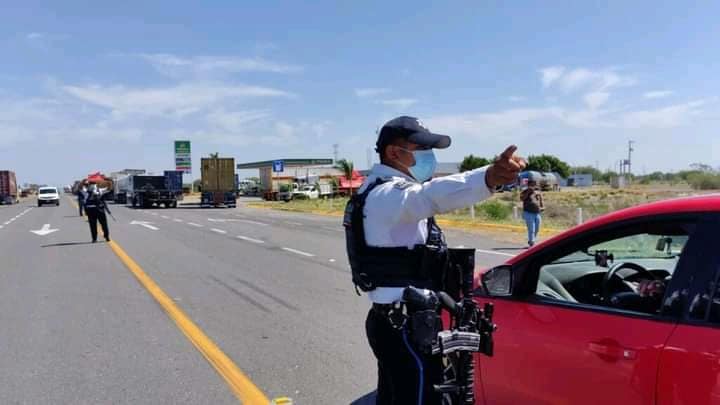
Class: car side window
535,228,691,316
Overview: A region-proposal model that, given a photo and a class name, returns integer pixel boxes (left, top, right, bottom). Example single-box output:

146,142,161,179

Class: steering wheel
601,262,656,302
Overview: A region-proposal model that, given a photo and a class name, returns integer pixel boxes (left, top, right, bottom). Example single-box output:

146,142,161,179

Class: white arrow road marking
30,224,59,236
236,235,264,244
130,220,159,231
282,247,315,257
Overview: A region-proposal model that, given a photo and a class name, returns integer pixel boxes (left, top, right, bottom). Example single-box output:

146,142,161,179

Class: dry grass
247,184,715,235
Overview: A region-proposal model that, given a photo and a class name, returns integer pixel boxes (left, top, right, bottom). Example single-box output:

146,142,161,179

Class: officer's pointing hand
485,145,527,188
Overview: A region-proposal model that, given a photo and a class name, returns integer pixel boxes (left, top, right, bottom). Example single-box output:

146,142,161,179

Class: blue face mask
400,148,437,182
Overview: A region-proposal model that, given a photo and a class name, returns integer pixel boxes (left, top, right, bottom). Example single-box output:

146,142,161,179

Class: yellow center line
67,196,271,404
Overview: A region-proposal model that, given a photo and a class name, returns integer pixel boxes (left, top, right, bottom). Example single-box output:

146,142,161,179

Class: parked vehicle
37,186,60,206
113,175,129,203
123,175,177,208
200,157,236,208
476,194,720,405
0,170,18,205
164,170,184,201
519,171,560,191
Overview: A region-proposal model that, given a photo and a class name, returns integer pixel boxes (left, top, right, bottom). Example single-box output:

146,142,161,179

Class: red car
477,194,720,405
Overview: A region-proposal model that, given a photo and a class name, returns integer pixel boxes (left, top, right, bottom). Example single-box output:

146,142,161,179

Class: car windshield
39,188,56,195
556,234,689,263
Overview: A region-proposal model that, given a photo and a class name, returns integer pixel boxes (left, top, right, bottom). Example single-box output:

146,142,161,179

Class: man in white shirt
345,116,524,404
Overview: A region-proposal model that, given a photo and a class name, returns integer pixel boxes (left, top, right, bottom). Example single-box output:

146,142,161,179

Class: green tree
527,154,571,178
460,155,492,172
571,166,602,180
335,159,355,194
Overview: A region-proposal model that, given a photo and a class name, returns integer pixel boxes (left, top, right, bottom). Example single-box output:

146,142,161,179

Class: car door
478,216,699,405
657,216,720,405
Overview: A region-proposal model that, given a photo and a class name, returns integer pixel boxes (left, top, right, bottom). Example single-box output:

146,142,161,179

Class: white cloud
540,66,635,93
620,100,706,129
643,90,673,99
26,32,43,40
355,88,390,98
507,96,527,102
540,66,565,88
583,91,610,109
206,109,272,132
62,82,293,117
379,98,418,109
140,53,302,77
426,108,563,137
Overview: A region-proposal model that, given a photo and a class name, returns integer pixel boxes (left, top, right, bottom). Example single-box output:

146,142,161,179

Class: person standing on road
84,182,111,243
345,116,525,404
77,182,88,216
521,180,544,247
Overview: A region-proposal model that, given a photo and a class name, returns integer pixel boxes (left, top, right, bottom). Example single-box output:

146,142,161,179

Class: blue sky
1,0,718,185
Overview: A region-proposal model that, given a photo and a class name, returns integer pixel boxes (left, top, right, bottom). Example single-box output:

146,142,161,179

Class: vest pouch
420,244,448,290
408,309,442,354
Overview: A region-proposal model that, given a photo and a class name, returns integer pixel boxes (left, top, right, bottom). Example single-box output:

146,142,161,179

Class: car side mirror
482,265,513,297
656,237,672,252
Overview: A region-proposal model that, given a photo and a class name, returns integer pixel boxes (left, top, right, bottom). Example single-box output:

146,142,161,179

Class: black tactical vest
344,178,448,292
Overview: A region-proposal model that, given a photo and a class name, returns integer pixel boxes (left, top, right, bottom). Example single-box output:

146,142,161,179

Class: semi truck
0,170,18,205
122,175,178,208
200,157,236,208
164,170,184,201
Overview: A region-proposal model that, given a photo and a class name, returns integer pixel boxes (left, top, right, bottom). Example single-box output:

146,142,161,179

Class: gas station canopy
237,159,334,169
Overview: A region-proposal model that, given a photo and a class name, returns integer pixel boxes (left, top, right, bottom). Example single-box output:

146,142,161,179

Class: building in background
567,174,593,187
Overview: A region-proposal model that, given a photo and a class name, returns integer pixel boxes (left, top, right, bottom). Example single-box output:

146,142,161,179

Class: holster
408,309,442,355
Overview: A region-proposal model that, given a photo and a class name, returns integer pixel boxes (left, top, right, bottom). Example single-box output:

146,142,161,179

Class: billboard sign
174,140,192,173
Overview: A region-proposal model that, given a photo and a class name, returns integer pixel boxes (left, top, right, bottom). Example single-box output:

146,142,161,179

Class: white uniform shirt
360,163,494,303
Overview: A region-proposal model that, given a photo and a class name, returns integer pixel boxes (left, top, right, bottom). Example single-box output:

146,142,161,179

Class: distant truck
519,171,561,191
0,170,18,205
201,157,237,208
121,175,178,208
164,170,184,201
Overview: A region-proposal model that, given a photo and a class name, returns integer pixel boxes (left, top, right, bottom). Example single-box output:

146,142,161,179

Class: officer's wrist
484,172,502,193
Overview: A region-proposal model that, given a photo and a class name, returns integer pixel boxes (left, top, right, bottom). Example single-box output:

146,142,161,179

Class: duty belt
372,302,407,329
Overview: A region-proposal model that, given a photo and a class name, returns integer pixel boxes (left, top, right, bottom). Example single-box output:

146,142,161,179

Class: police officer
84,181,111,243
77,182,88,216
346,116,525,404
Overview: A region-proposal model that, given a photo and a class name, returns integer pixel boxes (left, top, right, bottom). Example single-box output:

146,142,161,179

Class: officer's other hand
486,145,527,188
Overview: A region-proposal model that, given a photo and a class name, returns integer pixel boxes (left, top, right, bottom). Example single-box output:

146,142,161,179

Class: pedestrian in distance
344,116,525,405
521,180,544,247
77,182,88,216
84,181,111,243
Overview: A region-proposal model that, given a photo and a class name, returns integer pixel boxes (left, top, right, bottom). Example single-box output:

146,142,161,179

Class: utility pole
332,144,339,164
627,140,635,175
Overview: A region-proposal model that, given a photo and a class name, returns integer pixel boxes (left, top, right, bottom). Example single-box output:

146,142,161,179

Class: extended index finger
500,145,518,160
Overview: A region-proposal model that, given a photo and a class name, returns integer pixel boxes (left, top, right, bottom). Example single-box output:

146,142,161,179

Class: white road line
173,219,183,222
4,221,11,225
161,215,170,219
285,221,303,226
329,259,336,263
475,248,515,257
188,222,203,227
151,213,159,216
324,226,342,232
236,235,265,244
282,247,315,257
238,219,269,227
210,228,227,234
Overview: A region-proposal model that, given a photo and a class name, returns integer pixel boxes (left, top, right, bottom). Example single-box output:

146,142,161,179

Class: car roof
507,193,720,265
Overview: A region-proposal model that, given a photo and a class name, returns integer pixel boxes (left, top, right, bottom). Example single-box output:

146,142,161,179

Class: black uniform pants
86,208,109,241
366,308,443,405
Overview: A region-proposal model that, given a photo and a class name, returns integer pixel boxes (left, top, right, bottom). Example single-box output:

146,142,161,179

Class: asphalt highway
0,196,520,404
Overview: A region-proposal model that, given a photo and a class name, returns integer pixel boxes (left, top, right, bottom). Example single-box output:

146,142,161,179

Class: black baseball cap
375,116,451,153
